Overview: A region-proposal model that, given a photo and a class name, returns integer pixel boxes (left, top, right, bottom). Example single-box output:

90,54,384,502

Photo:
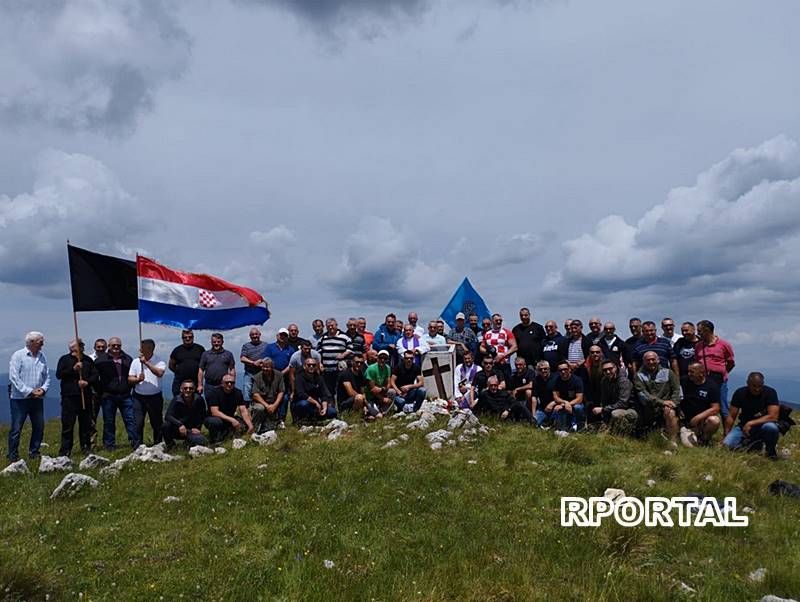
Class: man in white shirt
128,338,166,446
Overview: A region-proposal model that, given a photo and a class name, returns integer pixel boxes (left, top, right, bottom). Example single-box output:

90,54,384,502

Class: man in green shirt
364,350,396,419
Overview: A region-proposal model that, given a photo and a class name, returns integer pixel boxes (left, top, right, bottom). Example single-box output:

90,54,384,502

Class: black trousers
133,392,164,446
59,394,94,456
204,416,245,443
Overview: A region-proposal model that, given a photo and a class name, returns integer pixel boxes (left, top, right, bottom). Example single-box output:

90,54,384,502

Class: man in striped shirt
317,318,353,402
8,331,50,462
632,321,678,377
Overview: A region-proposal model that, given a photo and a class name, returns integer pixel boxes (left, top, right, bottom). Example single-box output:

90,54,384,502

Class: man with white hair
7,331,50,462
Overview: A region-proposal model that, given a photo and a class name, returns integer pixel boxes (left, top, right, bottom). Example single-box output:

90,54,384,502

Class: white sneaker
402,404,415,414
277,420,285,430
679,427,694,448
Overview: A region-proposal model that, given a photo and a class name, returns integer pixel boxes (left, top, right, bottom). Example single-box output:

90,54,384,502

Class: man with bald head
407,312,424,338
56,338,99,456
598,321,630,369
723,372,780,459
633,350,680,444
95,337,137,450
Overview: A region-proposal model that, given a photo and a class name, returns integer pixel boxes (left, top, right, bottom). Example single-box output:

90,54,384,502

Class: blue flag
440,277,491,329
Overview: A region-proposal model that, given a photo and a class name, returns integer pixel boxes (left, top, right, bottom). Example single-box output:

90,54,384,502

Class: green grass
1,418,799,601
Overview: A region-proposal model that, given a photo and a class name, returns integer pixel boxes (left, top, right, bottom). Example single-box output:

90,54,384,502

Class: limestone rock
553,430,569,438
430,442,443,451
50,473,99,499
382,439,399,449
646,479,656,488
232,438,247,449
188,445,215,458
299,425,316,434
39,455,73,473
407,411,437,432
425,429,452,445
398,434,409,442
214,447,227,455
321,419,349,433
1,459,29,476
163,496,181,503
251,431,278,446
79,454,110,470
749,568,767,583
477,426,490,436
419,400,450,416
760,596,799,602
130,444,181,463
99,466,120,478
703,474,714,482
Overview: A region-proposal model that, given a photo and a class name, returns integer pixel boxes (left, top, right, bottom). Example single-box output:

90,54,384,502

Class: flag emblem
198,289,220,308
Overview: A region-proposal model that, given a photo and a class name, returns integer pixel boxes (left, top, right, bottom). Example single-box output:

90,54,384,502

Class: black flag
68,244,138,311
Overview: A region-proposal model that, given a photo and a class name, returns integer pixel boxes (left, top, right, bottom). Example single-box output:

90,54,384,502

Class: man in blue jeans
95,337,137,450
8,331,50,461
723,372,780,460
549,361,585,431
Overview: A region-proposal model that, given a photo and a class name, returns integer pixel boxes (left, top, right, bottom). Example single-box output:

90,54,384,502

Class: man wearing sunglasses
204,375,254,443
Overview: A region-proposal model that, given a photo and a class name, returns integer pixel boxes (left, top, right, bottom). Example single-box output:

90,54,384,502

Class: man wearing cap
364,350,396,419
447,312,478,366
263,328,295,389
240,328,268,402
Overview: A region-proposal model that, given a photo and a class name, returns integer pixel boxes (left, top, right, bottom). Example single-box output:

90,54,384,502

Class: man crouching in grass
204,376,254,443
162,380,209,449
471,375,535,424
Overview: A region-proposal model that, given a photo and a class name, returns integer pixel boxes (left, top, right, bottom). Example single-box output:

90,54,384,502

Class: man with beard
595,360,637,434
337,354,367,413
512,307,546,367
56,339,99,456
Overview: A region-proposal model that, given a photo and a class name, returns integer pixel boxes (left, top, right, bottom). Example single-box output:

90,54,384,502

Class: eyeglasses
109,344,121,348
222,380,235,385
602,367,615,373
589,322,601,326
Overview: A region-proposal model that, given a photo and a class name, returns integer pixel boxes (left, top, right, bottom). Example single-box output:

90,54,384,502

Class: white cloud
548,136,800,309
473,232,542,270
325,216,455,304
0,149,149,296
223,225,297,292
0,0,191,135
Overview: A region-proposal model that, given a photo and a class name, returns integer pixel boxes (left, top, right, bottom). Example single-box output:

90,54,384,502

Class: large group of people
5,308,791,463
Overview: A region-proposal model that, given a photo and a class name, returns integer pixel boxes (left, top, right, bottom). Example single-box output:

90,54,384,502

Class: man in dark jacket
594,359,636,434
292,358,337,422
472,375,534,424
162,380,209,448
94,336,136,450
56,339,99,456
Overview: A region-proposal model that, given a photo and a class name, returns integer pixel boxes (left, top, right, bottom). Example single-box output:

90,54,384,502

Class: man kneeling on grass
678,362,721,447
471,375,534,424
162,380,209,448
204,376,254,443
722,372,780,460
250,358,286,432
292,358,337,423
363,350,396,420
633,351,680,446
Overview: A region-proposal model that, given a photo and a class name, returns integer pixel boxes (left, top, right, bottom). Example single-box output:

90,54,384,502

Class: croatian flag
137,256,270,330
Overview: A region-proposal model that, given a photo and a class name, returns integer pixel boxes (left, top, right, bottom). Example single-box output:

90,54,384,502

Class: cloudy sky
1,0,799,380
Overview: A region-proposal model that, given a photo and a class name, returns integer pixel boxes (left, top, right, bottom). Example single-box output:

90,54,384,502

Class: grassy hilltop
1,417,799,601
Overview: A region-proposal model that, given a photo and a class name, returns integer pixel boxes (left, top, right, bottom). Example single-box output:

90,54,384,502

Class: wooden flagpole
67,240,87,410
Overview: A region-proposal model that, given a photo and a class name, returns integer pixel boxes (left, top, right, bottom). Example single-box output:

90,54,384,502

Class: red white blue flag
137,256,269,330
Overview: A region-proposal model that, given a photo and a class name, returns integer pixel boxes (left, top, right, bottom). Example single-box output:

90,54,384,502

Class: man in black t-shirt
472,376,534,424
673,322,698,378
679,363,721,446
168,330,205,398
472,356,506,397
507,357,535,411
512,307,545,366
391,349,426,412
722,372,781,459
204,376,253,443
337,354,367,413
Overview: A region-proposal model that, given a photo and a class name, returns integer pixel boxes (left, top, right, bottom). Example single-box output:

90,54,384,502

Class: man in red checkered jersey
479,313,518,382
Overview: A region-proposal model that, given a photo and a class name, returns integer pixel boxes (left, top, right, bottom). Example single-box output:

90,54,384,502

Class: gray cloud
325,216,455,304
546,136,800,307
0,149,150,296
0,1,191,135
223,225,298,291
472,232,543,270
238,0,429,30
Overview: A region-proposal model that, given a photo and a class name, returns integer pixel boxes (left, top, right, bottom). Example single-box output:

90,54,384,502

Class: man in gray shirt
197,333,236,397
240,327,268,401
